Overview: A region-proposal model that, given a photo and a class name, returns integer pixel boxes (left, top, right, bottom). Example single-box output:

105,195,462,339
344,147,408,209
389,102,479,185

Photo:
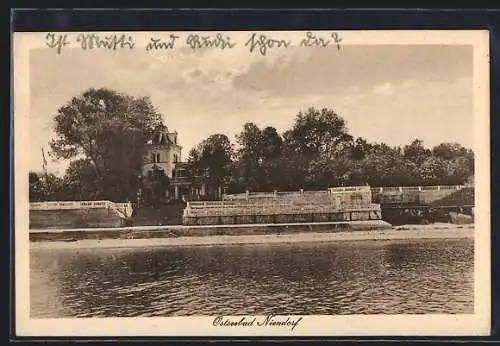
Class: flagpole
41,147,49,200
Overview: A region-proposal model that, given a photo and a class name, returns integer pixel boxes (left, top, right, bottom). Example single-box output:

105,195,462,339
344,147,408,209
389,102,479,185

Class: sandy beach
30,224,474,250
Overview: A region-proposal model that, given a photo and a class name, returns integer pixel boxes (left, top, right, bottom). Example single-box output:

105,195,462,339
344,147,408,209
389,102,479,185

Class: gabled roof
146,129,178,146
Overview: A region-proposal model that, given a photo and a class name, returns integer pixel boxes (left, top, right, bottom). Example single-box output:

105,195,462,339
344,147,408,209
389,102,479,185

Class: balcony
171,176,191,185
171,164,210,186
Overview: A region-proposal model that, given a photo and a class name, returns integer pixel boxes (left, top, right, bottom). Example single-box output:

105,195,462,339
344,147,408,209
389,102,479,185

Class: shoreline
30,225,474,250
29,220,392,242
29,220,390,233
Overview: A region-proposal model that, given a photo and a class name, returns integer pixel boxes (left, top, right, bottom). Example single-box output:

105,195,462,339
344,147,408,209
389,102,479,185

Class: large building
141,127,211,201
141,127,181,179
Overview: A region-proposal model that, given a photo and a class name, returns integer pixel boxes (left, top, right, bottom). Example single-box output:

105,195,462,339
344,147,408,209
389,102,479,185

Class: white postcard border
14,30,491,337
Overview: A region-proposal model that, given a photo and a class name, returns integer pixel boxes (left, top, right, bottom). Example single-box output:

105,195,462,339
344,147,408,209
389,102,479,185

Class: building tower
142,126,182,179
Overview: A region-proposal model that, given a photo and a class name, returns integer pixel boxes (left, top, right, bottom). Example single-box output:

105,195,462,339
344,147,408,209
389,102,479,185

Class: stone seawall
30,220,392,242
182,210,381,226
30,208,123,229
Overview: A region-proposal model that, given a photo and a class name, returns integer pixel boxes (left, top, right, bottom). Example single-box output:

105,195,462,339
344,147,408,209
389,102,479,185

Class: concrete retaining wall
182,210,379,226
30,208,123,229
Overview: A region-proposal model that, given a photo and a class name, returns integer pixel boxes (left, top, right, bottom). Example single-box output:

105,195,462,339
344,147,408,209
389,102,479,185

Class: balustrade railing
184,201,381,217
30,200,134,218
206,185,465,218
371,185,463,194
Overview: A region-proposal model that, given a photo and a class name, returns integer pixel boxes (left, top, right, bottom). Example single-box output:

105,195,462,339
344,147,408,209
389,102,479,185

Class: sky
29,41,473,176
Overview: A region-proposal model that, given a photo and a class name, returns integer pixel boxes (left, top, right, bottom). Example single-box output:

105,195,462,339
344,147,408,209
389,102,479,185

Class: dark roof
149,131,174,145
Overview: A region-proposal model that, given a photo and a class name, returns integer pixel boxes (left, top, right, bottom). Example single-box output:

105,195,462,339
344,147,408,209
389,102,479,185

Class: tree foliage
188,134,233,197
181,107,475,195
30,100,475,202
29,172,68,201
284,107,353,155
48,88,165,201
144,166,170,204
223,107,474,193
282,107,355,190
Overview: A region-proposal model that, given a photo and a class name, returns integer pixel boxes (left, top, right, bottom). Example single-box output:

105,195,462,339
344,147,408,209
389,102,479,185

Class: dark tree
284,107,354,189
49,88,165,201
188,134,233,198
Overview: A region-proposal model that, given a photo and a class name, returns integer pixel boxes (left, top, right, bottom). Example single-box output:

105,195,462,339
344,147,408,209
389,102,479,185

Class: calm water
30,238,474,317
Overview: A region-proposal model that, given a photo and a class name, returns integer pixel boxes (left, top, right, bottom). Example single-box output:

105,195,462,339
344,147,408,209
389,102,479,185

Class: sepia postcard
14,30,491,337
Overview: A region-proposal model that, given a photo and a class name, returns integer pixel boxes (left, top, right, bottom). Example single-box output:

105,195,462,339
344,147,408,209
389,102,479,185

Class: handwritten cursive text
186,34,236,50
45,33,70,54
76,33,136,51
244,33,291,56
213,315,303,331
146,35,179,51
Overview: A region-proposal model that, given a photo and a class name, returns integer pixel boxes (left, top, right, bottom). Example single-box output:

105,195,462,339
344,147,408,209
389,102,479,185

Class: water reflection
30,238,474,317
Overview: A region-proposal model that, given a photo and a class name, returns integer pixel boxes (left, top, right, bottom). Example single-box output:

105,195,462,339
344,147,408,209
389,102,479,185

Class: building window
151,152,161,163
351,195,363,205
174,154,178,163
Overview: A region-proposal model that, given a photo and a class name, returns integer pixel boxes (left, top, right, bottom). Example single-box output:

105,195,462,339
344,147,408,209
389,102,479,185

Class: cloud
402,79,417,89
231,45,472,100
372,82,394,95
188,69,204,79
29,45,473,175
339,76,473,149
